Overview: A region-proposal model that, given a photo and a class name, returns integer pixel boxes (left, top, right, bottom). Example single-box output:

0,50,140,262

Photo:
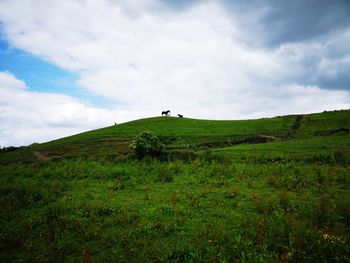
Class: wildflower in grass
322,233,345,244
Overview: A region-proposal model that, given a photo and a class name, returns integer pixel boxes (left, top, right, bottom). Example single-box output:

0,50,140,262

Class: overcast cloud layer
0,0,350,146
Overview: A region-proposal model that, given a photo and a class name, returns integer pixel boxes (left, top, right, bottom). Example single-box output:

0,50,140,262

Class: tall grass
1,154,349,262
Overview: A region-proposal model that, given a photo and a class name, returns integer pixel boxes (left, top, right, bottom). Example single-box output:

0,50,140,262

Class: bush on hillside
129,131,164,158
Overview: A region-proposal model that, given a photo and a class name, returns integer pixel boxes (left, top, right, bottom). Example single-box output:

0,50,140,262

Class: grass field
0,110,349,262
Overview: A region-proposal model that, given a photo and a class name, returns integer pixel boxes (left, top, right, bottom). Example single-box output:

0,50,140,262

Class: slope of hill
0,110,350,262
1,110,350,163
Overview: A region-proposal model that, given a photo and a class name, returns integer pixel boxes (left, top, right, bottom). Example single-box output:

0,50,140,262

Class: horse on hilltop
162,110,170,116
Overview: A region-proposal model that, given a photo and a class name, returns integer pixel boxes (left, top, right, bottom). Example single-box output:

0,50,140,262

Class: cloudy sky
1,0,350,146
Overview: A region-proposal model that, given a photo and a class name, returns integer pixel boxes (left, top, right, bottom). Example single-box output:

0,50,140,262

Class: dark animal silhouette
177,114,183,118
162,110,170,116
114,122,117,125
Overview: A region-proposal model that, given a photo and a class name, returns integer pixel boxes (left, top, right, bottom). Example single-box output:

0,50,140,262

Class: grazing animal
114,122,117,125
177,114,183,118
162,110,170,116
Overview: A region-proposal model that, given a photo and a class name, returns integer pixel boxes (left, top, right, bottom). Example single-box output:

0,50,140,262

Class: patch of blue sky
0,39,115,108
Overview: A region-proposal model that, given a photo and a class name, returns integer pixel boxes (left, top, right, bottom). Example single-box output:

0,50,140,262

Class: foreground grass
1,153,349,262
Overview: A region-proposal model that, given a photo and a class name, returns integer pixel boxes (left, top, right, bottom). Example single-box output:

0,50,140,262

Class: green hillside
2,109,350,163
1,110,350,262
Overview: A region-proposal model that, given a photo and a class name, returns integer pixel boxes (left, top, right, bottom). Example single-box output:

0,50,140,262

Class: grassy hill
1,109,350,262
1,109,350,163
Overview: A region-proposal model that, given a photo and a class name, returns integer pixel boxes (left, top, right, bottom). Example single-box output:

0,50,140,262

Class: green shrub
129,131,164,158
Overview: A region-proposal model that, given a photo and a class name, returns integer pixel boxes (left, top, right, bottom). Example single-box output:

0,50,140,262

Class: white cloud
0,71,27,90
0,0,349,146
0,71,152,146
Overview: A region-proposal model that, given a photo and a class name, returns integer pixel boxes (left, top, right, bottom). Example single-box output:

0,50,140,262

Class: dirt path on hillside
287,114,303,137
256,134,281,141
34,151,51,161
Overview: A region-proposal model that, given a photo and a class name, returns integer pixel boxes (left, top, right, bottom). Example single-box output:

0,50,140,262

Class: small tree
129,131,164,158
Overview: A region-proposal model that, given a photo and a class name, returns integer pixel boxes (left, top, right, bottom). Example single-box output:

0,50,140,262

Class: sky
0,0,350,146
